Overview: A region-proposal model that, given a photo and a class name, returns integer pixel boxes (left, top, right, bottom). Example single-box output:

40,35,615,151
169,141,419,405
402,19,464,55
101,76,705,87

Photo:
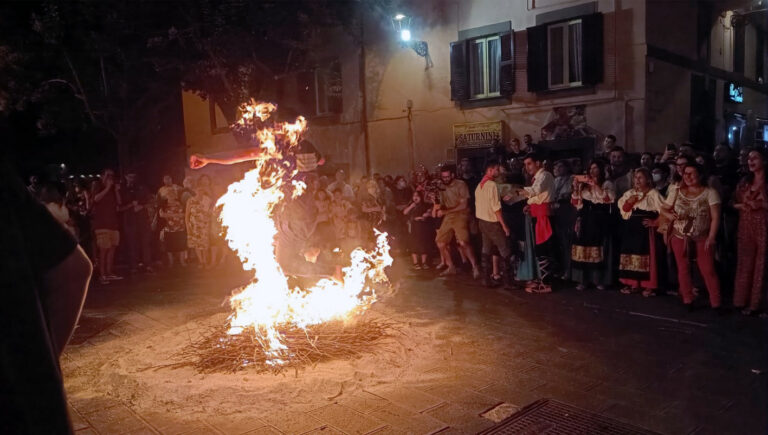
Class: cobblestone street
63,264,768,435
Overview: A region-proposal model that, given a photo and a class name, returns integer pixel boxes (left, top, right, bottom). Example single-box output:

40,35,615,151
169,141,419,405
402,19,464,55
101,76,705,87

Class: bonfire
184,101,393,373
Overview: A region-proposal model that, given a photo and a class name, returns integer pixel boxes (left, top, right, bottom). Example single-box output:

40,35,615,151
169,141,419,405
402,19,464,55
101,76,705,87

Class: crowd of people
28,169,231,285
28,134,767,317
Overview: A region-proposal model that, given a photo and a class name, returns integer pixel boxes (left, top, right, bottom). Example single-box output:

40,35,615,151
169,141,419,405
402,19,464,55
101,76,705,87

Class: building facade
182,0,767,178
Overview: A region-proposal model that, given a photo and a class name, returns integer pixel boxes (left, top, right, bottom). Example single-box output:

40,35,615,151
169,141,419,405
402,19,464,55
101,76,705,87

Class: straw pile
175,317,395,374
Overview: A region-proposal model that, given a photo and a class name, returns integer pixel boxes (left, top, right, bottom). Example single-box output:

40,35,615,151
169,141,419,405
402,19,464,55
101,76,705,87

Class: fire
215,101,392,365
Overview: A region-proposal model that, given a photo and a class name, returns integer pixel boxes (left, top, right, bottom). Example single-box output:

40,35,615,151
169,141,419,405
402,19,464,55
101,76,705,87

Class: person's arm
93,181,113,202
42,246,92,357
706,203,721,251
189,146,263,169
403,201,416,215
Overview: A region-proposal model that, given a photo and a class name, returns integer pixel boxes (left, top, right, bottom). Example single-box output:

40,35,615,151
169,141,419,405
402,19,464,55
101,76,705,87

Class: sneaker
435,263,448,270
412,264,422,270
439,267,457,277
98,276,110,285
472,268,480,279
421,263,430,270
106,275,124,280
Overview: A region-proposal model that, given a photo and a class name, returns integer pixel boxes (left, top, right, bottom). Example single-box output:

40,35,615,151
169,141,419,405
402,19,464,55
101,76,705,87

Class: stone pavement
63,264,768,435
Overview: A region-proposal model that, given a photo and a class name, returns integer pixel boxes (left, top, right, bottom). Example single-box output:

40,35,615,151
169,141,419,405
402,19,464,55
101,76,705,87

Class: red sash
530,203,553,245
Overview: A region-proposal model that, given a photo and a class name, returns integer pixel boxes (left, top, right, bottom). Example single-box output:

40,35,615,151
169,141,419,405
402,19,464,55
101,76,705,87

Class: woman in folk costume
570,159,616,290
732,149,768,316
616,168,665,296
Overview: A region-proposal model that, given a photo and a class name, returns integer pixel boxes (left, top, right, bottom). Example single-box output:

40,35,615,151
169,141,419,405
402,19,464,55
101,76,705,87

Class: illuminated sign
727,82,743,103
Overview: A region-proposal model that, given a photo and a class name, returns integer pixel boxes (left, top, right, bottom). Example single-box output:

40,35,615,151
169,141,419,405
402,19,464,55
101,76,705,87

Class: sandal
525,282,552,294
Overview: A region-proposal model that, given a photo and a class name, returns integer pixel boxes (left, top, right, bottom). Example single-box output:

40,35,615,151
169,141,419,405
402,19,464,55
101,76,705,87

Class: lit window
548,19,583,89
470,36,502,98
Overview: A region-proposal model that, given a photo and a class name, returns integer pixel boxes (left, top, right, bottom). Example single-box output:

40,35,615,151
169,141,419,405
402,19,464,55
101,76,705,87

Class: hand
642,218,655,228
502,225,510,237
503,194,513,202
190,154,208,169
523,205,530,214
415,217,424,221
436,210,444,218
705,236,716,252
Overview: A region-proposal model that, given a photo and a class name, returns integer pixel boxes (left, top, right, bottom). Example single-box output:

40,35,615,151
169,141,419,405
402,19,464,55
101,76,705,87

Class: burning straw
177,317,396,374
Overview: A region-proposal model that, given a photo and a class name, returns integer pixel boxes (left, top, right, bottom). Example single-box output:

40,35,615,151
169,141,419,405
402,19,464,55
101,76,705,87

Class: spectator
330,188,353,237
160,193,187,268
475,161,512,288
158,174,182,205
522,134,536,152
92,169,123,284
403,190,434,269
186,175,213,268
208,180,228,269
360,179,386,237
505,138,527,161
122,170,153,274
640,152,654,170
181,176,196,208
712,144,739,190
663,163,722,313
600,134,617,158
732,149,767,316
326,169,355,201
40,183,75,235
434,166,479,278
607,146,633,197
651,164,671,196
617,168,664,296
68,178,93,255
570,160,616,291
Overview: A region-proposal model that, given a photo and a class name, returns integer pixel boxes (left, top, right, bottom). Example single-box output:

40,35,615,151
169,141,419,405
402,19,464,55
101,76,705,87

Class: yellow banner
453,121,503,148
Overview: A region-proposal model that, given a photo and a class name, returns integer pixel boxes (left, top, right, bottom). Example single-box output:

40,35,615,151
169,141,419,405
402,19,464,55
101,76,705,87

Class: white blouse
572,180,616,210
617,188,665,220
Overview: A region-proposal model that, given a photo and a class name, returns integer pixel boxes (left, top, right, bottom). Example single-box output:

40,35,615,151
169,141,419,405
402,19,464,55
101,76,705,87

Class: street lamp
391,13,433,69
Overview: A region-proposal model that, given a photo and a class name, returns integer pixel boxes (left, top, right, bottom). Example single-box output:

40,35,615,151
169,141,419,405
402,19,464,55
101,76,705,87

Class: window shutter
526,24,548,92
327,60,343,114
499,31,515,96
581,13,604,86
297,70,316,116
450,40,469,101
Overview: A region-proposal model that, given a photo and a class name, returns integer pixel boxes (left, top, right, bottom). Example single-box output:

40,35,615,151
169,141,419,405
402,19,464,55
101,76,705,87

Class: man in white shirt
326,169,355,201
517,153,556,293
475,161,511,287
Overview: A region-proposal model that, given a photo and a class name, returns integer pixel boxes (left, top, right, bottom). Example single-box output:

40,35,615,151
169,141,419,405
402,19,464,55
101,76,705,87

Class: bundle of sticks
177,317,395,374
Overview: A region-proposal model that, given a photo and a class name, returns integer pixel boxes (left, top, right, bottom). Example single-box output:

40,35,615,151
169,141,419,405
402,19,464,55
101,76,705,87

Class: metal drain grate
478,399,660,435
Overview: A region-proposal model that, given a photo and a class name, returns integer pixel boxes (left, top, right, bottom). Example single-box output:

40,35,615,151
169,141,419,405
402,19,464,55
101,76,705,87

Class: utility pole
359,5,371,175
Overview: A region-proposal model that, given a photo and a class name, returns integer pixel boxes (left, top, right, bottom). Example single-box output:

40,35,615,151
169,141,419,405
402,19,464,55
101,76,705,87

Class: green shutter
450,40,469,101
499,31,515,96
526,24,548,92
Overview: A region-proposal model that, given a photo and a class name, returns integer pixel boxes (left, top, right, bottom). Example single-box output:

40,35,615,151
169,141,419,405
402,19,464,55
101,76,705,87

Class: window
547,19,583,88
450,30,514,102
469,36,502,98
527,13,603,93
295,60,343,117
314,60,343,116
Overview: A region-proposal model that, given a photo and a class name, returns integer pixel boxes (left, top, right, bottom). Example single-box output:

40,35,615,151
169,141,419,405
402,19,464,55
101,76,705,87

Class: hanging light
390,13,433,69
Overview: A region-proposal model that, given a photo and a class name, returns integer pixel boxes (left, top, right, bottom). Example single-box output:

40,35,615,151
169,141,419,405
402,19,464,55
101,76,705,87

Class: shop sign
453,121,503,148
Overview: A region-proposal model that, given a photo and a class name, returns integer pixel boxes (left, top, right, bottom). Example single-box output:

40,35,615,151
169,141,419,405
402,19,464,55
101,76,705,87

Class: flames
215,101,392,365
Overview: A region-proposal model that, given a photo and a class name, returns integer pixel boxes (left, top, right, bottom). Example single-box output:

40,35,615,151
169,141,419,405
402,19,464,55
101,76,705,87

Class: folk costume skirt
618,209,659,289
570,201,614,286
